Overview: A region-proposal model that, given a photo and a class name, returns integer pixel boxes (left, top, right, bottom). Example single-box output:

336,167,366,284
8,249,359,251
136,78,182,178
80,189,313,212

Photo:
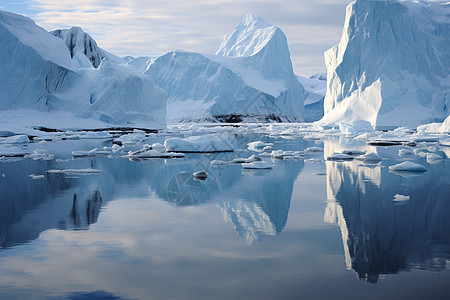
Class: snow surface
0,10,166,129
146,14,305,123
319,0,450,128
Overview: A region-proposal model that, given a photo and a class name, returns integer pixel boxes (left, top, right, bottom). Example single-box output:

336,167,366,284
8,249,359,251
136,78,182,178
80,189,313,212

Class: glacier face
0,10,166,128
320,0,450,128
146,14,306,123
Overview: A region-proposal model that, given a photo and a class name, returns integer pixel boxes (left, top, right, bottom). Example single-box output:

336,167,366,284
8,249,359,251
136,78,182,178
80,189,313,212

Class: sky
0,0,350,76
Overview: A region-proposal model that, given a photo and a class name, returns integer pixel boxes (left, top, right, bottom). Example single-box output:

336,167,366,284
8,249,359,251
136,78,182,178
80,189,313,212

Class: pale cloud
16,0,350,76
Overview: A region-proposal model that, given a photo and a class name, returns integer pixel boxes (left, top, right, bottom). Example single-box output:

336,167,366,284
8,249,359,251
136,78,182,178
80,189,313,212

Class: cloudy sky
0,0,350,76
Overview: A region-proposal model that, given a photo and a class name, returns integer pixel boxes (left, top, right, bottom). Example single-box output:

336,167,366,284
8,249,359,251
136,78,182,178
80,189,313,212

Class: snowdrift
0,10,166,129
146,14,306,123
320,0,450,129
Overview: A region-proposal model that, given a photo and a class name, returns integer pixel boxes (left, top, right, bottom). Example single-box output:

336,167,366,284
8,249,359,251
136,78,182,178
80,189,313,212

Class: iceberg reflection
324,139,450,283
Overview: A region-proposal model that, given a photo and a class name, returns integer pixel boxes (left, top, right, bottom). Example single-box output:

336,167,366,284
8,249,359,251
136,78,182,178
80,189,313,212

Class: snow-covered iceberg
0,10,166,129
320,0,450,129
50,27,125,68
146,14,306,123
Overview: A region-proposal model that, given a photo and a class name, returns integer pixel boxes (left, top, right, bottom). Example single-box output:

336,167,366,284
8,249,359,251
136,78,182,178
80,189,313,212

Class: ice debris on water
389,161,427,172
193,171,208,180
393,194,410,202
241,161,272,169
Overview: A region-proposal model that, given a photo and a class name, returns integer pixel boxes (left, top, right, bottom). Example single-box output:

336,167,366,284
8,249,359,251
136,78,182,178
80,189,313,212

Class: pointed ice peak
216,14,278,57
51,26,105,68
238,14,272,29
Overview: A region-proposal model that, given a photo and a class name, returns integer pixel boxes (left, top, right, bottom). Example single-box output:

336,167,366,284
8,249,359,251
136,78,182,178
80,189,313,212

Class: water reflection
0,136,303,248
324,139,450,283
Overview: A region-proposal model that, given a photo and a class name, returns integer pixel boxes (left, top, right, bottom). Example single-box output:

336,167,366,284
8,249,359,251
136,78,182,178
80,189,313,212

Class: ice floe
389,161,427,172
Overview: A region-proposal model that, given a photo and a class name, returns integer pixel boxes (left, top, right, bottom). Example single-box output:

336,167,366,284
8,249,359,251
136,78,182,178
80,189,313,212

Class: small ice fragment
388,161,427,172
357,152,382,162
241,161,272,169
210,160,228,166
28,174,45,180
305,147,324,153
0,135,29,144
112,144,123,153
247,141,273,151
193,171,208,180
393,194,410,202
72,148,98,157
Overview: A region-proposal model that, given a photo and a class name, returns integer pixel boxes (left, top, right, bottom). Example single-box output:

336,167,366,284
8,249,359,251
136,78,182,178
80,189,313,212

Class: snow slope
320,0,450,129
146,14,306,123
0,10,166,129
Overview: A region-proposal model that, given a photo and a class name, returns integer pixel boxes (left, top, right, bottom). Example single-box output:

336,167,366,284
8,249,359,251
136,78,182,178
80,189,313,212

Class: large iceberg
0,10,166,128
146,14,306,123
320,0,450,129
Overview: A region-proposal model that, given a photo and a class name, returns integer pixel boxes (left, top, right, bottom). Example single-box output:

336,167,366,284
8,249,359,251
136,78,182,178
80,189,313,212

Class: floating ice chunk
393,194,410,202
241,161,272,169
28,174,45,180
356,152,382,162
247,141,273,151
339,120,374,135
72,148,98,157
24,149,54,160
210,160,228,166
398,148,414,156
271,150,303,160
117,131,146,144
164,134,235,153
193,171,208,180
0,146,29,157
151,143,166,153
47,169,102,175
111,144,124,153
305,147,324,153
231,155,262,164
126,144,185,158
411,135,440,143
426,153,443,164
342,149,366,156
327,153,354,161
82,131,112,139
0,135,29,144
263,145,274,151
389,161,427,172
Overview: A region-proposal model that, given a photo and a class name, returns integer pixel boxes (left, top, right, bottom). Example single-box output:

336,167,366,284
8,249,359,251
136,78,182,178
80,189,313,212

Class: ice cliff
146,14,306,123
0,10,166,128
320,0,450,129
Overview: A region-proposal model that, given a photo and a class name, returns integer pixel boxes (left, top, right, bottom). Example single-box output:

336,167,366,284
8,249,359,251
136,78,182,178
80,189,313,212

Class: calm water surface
0,127,449,299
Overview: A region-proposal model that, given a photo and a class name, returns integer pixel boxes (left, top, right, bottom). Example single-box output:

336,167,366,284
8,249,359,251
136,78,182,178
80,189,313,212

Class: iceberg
146,14,306,123
0,10,166,129
319,0,450,128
